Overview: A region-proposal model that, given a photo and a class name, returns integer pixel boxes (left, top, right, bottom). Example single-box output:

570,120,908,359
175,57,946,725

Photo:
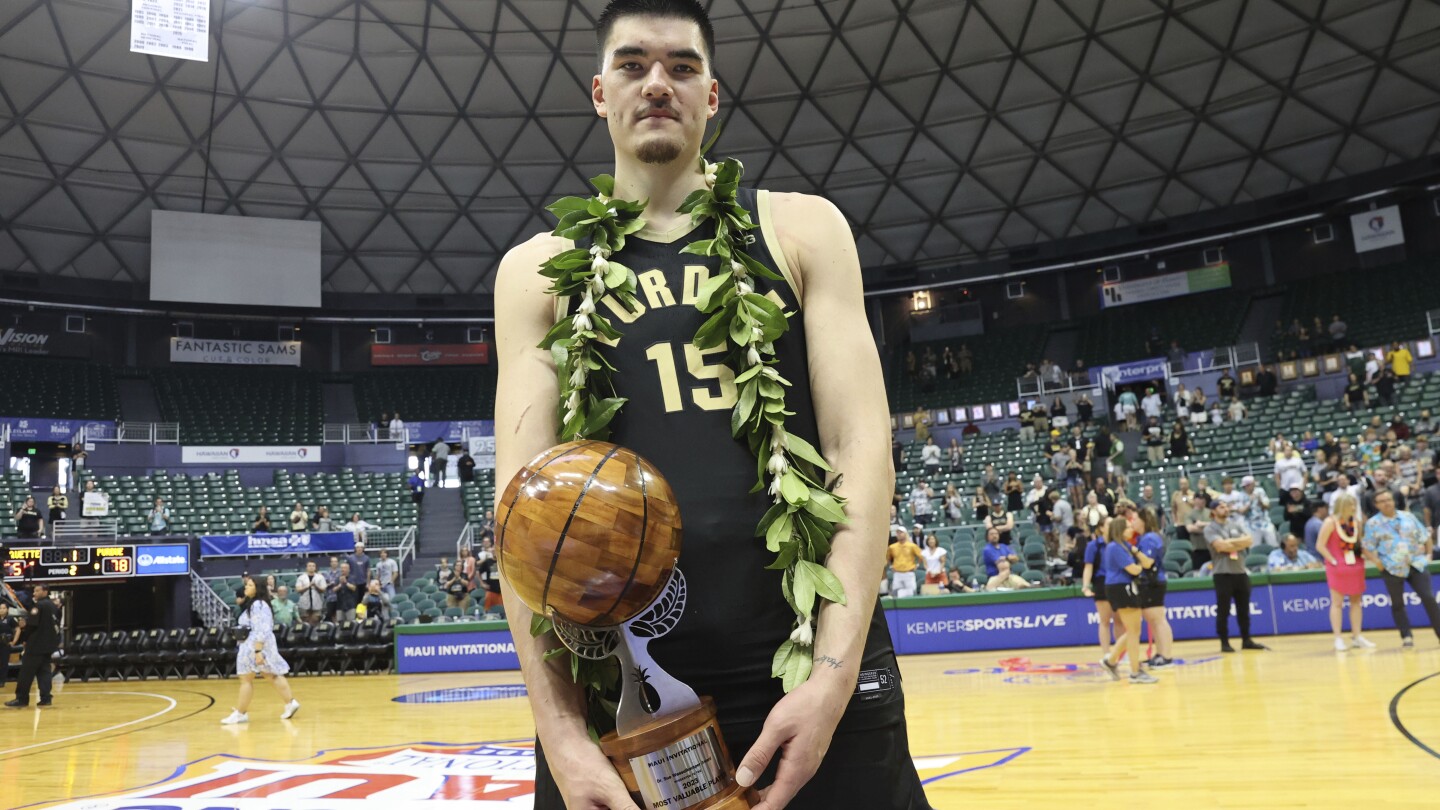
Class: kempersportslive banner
199,530,357,558
170,337,301,366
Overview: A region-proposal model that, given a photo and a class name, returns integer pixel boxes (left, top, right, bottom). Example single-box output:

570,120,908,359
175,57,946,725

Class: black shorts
1140,580,1168,609
1106,582,1141,610
532,714,933,810
1091,580,1107,602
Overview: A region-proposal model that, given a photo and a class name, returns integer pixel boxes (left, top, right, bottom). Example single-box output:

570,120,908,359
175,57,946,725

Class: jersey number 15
644,342,738,413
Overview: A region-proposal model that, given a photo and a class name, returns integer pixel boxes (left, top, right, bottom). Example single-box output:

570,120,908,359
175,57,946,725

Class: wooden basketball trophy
496,441,757,810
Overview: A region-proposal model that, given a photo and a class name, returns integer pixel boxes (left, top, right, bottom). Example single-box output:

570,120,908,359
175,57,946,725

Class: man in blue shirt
1303,501,1327,559
981,527,1017,579
1266,535,1321,571
1360,490,1440,647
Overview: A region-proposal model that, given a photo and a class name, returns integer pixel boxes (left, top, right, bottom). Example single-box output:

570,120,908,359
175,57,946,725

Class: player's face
594,16,718,166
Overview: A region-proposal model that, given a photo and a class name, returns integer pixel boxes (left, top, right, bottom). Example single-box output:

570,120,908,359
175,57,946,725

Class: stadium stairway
117,378,161,422
1040,325,1079,371
1245,291,1286,355
323,381,359,424
417,486,466,564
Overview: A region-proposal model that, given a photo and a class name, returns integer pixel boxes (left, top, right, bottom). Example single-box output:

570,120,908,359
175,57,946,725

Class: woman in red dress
1317,492,1374,651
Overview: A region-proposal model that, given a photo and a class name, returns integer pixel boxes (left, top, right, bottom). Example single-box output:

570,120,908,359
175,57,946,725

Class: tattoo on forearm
814,655,844,670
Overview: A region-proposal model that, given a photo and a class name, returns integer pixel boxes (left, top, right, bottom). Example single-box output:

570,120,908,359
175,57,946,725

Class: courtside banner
181,445,321,464
1100,263,1231,308
371,343,489,366
199,531,356,558
1350,205,1405,253
892,599,1086,654
395,629,519,673
170,337,301,366
1269,573,1440,634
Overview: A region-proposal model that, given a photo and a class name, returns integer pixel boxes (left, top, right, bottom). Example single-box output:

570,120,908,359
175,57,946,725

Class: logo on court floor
24,740,1020,808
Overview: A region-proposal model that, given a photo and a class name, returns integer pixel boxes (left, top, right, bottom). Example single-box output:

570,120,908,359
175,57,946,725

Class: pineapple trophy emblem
496,441,757,809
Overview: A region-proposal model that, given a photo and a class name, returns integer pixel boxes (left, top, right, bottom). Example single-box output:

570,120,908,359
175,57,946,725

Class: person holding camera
12,496,43,540
221,576,299,724
1098,518,1160,684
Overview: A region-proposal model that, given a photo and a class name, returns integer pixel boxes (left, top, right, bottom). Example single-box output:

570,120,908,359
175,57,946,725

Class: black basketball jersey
562,188,902,735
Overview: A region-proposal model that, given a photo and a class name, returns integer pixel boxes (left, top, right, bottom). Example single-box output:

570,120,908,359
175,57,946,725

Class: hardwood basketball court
4,635,1436,808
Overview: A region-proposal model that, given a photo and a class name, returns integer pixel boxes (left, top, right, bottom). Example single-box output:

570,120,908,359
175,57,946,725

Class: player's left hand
735,676,849,810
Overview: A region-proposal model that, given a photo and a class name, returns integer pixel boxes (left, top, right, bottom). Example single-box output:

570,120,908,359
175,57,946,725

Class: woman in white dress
222,576,300,724
921,534,948,586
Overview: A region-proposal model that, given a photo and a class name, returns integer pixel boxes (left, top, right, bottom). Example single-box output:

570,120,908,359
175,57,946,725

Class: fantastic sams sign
170,337,302,366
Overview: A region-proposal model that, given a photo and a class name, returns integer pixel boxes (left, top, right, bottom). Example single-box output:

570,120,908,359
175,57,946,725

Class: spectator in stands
458,450,477,483
1361,490,1440,648
885,528,925,598
389,412,405,443
1343,372,1367,411
476,548,503,614
1216,368,1237,401
1117,387,1139,430
331,561,359,623
904,350,916,380
1003,473,1024,513
981,527,1017,578
1227,396,1246,423
920,436,941,477
1328,314,1347,350
1079,492,1108,536
909,478,934,527
1239,476,1277,547
436,556,453,589
45,486,67,536
252,505,272,533
1204,500,1266,653
1375,367,1398,408
1140,387,1162,423
944,569,973,594
919,535,947,588
1189,388,1208,427
1166,340,1186,372
430,438,451,486
1018,402,1036,442
1034,401,1050,436
1075,393,1094,427
379,412,391,440
373,548,399,598
1387,341,1414,381
1136,484,1162,526
1050,440,1073,483
346,541,370,591
361,580,391,622
479,510,497,545
981,463,1001,502
1256,364,1278,397
1280,484,1310,538
1296,325,1313,358
288,502,307,533
272,585,297,625
1274,446,1306,493
312,505,335,532
1169,477,1193,528
912,407,931,444
1168,421,1194,459
323,556,342,616
221,576,300,725
1089,428,1113,484
147,496,171,535
12,496,42,540
444,558,472,610
957,344,972,374
295,561,326,624
1023,475,1047,511
984,558,1028,592
408,470,425,505
1391,412,1412,442
961,420,980,437
947,438,964,473
1050,396,1068,428
1051,490,1074,537
972,486,991,523
1267,534,1321,571
1303,500,1328,559
1143,417,1164,465
343,512,379,544
1415,410,1435,437
943,484,965,524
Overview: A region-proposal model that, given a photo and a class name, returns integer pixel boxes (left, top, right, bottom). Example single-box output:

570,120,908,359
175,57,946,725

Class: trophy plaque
497,441,757,809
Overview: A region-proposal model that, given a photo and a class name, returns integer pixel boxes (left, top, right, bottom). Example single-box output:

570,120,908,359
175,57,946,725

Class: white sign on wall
468,435,497,470
170,337,301,366
130,0,210,62
182,446,322,464
1350,205,1406,253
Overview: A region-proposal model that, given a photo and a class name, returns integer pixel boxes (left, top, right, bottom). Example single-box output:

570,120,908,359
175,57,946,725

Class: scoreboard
1,544,190,582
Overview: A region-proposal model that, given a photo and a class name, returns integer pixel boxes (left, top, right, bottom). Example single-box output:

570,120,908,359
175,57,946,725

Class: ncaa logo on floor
25,740,1023,807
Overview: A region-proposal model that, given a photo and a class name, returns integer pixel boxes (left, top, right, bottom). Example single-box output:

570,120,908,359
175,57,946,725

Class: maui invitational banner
170,337,301,366
371,343,489,366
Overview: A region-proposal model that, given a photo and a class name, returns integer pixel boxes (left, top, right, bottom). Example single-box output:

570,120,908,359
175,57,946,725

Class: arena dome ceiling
1,0,1439,298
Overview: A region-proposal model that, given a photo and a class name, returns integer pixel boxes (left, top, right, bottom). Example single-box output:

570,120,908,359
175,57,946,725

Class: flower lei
536,154,848,694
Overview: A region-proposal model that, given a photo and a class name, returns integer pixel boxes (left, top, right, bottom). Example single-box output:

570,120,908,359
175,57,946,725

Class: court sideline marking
0,691,178,757
1388,670,1440,760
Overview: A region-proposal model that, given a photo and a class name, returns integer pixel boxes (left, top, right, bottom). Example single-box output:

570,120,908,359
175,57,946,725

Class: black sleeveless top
564,188,902,735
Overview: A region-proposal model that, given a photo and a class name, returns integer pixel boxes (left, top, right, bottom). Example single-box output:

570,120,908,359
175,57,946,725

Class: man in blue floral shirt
1360,491,1440,647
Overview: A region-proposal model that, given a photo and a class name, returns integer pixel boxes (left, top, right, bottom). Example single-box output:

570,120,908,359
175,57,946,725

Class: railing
1016,371,1094,399
51,518,119,544
323,423,392,444
191,571,233,629
0,423,8,448
79,422,179,445
362,526,417,574
456,522,474,557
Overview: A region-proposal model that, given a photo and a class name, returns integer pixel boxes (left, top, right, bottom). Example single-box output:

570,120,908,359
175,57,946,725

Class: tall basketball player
494,2,929,808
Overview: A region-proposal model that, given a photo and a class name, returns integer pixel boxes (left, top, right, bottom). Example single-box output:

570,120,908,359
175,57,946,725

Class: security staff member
6,583,60,708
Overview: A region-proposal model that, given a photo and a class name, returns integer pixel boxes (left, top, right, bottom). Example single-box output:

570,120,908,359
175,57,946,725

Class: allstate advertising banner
135,544,191,576
181,445,321,464
396,630,519,673
170,337,301,366
1,417,116,443
200,530,356,558
1350,205,1405,253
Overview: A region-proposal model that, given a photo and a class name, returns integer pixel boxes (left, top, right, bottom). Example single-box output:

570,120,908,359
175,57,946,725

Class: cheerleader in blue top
1082,523,1117,659
1136,507,1175,668
1098,515,1160,684
221,576,301,724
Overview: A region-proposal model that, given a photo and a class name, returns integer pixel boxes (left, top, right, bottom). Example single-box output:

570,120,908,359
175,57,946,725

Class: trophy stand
553,570,758,809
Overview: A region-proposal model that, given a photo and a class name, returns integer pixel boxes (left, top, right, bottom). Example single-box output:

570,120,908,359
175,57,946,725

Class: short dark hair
596,0,716,70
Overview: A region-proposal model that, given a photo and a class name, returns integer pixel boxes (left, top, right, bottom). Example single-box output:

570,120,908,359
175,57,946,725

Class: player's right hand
547,736,639,810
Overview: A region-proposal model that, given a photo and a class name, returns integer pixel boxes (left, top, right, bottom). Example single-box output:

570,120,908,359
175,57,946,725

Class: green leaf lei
536,154,848,694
